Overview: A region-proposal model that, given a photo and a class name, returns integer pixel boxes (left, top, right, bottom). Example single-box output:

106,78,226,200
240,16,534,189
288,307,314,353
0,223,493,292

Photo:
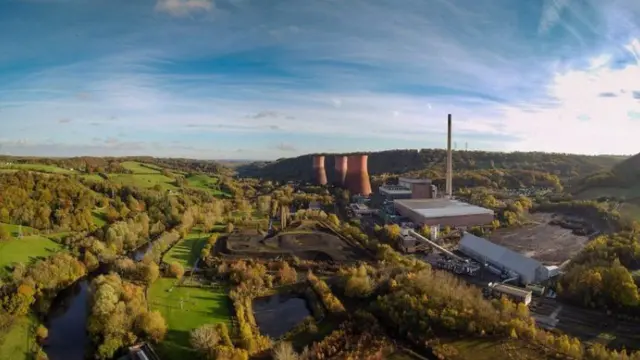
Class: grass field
108,173,177,191
121,161,163,174
163,232,210,268
185,174,230,198
0,163,76,174
0,316,35,360
148,278,231,359
79,174,105,182
92,209,107,227
0,232,63,276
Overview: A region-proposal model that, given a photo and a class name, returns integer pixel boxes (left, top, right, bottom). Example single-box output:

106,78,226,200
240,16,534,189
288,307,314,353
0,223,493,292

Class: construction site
222,220,370,262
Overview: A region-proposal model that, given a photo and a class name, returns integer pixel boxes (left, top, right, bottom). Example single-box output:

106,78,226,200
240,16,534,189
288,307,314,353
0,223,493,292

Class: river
44,279,90,360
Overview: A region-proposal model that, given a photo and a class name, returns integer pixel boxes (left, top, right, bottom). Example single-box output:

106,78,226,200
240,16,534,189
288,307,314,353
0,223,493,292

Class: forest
237,149,625,182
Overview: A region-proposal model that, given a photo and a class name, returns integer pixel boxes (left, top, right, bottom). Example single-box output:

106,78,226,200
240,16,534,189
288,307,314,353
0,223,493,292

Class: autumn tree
168,262,185,279
136,310,167,343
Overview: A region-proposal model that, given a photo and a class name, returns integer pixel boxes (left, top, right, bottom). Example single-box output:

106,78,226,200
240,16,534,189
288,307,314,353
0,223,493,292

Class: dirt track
488,213,590,265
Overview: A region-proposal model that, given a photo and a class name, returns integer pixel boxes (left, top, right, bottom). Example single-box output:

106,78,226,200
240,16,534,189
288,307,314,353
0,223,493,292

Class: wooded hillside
237,149,625,182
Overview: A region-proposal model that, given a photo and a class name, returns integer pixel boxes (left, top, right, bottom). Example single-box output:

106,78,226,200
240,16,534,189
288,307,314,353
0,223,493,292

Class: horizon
0,146,632,163
1,0,639,159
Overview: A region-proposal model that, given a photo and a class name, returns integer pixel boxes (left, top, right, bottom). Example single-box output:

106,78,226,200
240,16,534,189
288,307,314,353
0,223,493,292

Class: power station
311,153,372,196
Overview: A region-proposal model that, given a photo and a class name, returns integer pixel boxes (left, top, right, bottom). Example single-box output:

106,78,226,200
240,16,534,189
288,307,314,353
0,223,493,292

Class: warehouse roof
394,199,494,218
399,177,431,184
459,232,541,280
379,185,412,195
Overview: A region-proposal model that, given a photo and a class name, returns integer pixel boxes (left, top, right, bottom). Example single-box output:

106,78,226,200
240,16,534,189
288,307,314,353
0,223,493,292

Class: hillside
237,149,625,183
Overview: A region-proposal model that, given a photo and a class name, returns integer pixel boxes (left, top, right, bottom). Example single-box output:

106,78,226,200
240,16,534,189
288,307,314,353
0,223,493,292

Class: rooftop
394,199,494,218
399,177,431,184
379,185,412,194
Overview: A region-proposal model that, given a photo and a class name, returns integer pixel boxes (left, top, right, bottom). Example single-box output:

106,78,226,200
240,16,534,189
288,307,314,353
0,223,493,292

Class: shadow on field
158,329,196,359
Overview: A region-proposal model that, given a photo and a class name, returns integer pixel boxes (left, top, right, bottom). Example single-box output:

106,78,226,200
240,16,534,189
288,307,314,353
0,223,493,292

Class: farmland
185,174,230,198
121,161,163,174
148,278,231,359
0,163,76,174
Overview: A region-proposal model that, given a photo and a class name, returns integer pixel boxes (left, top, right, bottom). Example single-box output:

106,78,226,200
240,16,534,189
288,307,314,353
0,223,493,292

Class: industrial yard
223,221,369,261
487,212,591,265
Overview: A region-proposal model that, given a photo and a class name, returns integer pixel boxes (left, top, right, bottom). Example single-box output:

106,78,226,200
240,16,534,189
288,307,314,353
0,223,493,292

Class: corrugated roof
459,232,541,283
395,199,494,218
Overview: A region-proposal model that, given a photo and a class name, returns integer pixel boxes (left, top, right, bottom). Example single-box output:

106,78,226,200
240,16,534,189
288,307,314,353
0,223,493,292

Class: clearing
0,234,63,275
121,161,163,174
487,213,590,265
163,232,211,268
0,163,76,174
108,173,177,191
0,316,35,360
148,278,231,359
185,174,230,198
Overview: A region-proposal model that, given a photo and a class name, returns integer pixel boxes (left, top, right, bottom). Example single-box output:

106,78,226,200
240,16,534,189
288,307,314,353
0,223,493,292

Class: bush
168,262,185,279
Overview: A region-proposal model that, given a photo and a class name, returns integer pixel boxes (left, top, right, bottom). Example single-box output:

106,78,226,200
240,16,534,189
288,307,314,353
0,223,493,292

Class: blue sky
0,0,639,160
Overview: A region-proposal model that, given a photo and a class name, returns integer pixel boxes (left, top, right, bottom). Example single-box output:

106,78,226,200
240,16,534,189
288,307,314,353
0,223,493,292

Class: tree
327,213,340,227
168,262,185,279
0,225,11,241
141,262,160,285
226,222,234,233
272,341,299,360
136,310,167,343
36,325,48,343
190,324,221,359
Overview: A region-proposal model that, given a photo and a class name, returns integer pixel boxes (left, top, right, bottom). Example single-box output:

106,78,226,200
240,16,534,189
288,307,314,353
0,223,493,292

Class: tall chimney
446,114,453,198
312,155,327,185
345,154,372,196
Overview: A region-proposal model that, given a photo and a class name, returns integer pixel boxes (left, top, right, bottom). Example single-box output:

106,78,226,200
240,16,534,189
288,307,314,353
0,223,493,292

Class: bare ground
487,213,590,265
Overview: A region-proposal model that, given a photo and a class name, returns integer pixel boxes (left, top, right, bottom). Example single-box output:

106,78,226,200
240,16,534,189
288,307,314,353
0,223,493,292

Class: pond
44,278,90,360
252,293,312,338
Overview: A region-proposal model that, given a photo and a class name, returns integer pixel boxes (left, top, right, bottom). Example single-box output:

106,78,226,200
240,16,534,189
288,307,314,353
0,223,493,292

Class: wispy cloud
155,0,214,17
0,0,639,159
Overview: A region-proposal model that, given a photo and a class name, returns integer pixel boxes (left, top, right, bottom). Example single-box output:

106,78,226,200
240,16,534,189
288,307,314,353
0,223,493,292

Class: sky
0,0,639,160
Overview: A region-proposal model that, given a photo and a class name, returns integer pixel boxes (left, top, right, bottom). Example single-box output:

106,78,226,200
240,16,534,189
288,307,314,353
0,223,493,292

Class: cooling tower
312,155,327,185
446,114,453,198
334,155,348,186
345,154,372,196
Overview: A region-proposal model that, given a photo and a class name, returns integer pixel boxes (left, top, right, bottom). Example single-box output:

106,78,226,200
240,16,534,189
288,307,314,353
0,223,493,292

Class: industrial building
458,232,558,284
394,198,495,228
379,177,437,201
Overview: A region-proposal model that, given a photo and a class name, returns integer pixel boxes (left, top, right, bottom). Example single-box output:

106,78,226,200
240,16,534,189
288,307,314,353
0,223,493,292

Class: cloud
155,0,214,17
274,143,297,152
1,0,640,159
58,118,72,124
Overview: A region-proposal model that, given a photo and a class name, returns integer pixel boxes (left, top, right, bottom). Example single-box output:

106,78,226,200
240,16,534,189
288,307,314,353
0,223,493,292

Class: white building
458,232,549,284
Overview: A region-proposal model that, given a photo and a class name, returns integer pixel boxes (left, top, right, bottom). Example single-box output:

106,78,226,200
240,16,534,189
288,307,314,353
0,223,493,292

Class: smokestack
345,154,372,196
334,155,348,186
312,155,327,185
446,114,453,198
